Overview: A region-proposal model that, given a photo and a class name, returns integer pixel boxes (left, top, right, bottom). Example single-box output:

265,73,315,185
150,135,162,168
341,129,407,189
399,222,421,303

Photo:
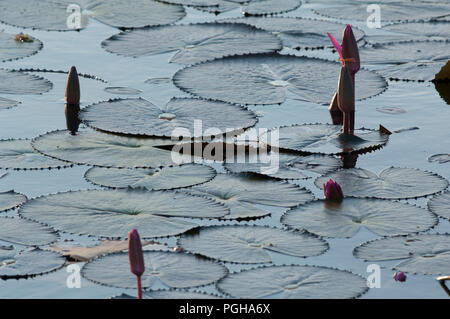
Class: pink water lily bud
323,179,343,200
65,66,80,104
128,229,145,277
342,25,360,76
327,32,343,63
393,272,407,282
337,66,355,114
329,92,343,125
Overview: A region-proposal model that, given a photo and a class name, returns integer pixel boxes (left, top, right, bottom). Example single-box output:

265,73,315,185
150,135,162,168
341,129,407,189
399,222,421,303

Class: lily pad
0,247,65,280
0,191,27,212
281,198,437,238
0,97,20,110
354,234,450,275
224,152,342,180
428,154,450,164
360,41,450,81
0,139,70,170
198,0,301,16
112,289,221,299
102,23,282,65
82,251,228,289
104,87,142,95
0,31,42,62
31,128,179,169
376,106,406,114
178,225,328,263
84,164,216,190
0,217,58,246
0,69,52,95
185,173,314,220
173,54,387,105
216,265,368,299
79,97,257,137
428,191,450,220
315,167,449,199
158,0,220,6
223,17,365,49
260,124,389,155
19,189,229,238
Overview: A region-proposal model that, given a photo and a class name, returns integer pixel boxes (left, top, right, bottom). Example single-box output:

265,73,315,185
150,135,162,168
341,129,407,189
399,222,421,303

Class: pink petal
327,32,343,63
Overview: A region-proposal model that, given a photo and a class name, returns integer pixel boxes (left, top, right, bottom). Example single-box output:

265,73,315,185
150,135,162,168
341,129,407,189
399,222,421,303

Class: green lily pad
428,191,450,220
0,69,52,95
102,23,282,65
173,54,387,105
19,189,229,238
0,217,58,246
0,97,20,110
217,265,368,299
198,0,301,15
84,164,216,190
31,128,179,169
354,234,450,275
315,167,448,199
260,124,389,155
178,225,328,263
184,173,314,220
281,198,438,238
0,31,42,62
0,191,27,212
112,289,222,299
0,139,70,170
79,97,257,137
82,251,228,289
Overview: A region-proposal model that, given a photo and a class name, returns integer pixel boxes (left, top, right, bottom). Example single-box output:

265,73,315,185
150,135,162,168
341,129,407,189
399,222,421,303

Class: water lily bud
65,66,80,104
342,25,360,76
337,66,355,114
128,229,145,277
329,92,343,125
323,179,343,200
393,272,407,282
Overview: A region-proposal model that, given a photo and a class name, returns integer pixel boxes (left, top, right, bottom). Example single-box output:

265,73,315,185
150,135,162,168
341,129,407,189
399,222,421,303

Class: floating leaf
360,41,450,81
145,77,171,85
82,251,228,289
173,54,387,105
315,167,448,199
223,17,365,49
112,289,221,299
282,198,437,238
428,154,450,164
102,23,282,65
376,106,406,114
0,69,52,95
104,87,142,95
158,0,220,6
31,129,179,169
19,189,229,238
217,265,368,299
0,217,58,246
84,164,216,190
0,97,20,110
428,191,450,220
178,225,328,263
260,124,389,155
0,139,69,170
0,31,42,62
224,152,342,180
0,247,65,279
185,173,314,220
354,234,450,275
80,97,257,137
0,191,27,212
199,0,301,15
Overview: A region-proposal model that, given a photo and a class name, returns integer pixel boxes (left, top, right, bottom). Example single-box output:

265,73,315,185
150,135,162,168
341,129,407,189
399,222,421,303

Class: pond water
0,1,449,299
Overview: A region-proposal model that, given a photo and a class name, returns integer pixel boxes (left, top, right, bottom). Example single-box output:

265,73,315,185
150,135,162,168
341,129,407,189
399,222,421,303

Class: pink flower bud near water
323,179,343,200
342,25,360,76
128,229,145,277
65,66,80,104
393,272,407,282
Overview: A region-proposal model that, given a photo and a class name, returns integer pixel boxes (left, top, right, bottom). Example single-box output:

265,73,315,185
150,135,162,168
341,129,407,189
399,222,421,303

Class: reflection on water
341,153,358,169
65,104,80,135
434,82,450,105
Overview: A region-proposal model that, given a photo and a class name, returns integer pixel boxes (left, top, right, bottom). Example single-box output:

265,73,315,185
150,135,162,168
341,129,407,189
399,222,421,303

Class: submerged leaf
428,191,450,220
199,0,301,15
0,69,52,95
0,217,58,246
0,31,42,62
427,154,450,164
0,191,27,212
82,251,228,289
0,97,20,110
217,265,368,299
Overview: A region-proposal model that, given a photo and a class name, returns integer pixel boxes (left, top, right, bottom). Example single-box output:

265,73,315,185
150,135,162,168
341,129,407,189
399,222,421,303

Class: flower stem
343,112,350,135
137,276,142,299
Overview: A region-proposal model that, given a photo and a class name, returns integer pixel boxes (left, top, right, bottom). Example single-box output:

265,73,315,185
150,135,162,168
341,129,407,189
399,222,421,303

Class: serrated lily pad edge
0,190,28,212
0,33,43,63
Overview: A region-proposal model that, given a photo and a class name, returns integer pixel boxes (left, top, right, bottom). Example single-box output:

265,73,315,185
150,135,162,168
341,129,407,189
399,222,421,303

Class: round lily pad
360,41,450,81
82,251,228,289
79,97,257,137
178,225,328,263
0,97,20,110
0,139,70,170
173,54,387,105
19,189,229,238
428,191,450,220
0,247,65,280
198,0,301,15
84,164,216,190
260,124,389,156
223,17,365,50
0,217,58,246
428,154,450,164
102,23,282,65
31,129,179,169
185,173,314,220
0,191,27,212
224,153,342,180
281,198,438,238
112,289,221,299
354,234,450,275
0,31,42,62
217,265,368,299
0,69,52,95
315,167,449,199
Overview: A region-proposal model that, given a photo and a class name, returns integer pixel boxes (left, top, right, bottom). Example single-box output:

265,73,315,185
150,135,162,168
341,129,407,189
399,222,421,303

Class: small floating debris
393,127,419,133
14,33,33,43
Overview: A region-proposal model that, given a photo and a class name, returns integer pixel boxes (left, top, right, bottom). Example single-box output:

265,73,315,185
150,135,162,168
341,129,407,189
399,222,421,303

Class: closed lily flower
128,229,145,299
393,272,407,282
323,179,343,200
65,66,80,105
337,66,355,135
